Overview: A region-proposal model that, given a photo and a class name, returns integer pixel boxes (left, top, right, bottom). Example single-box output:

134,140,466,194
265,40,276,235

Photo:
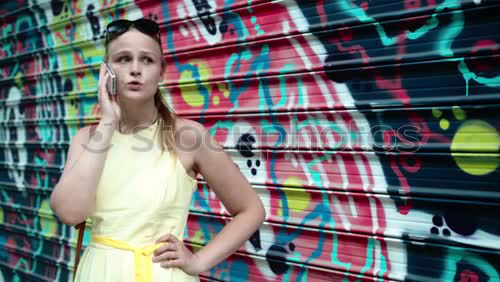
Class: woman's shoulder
173,117,223,150
173,117,223,154
174,117,208,143
173,118,208,176
175,117,204,131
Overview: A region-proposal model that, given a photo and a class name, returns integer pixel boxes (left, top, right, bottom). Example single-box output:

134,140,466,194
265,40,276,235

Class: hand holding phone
98,63,121,123
103,62,117,96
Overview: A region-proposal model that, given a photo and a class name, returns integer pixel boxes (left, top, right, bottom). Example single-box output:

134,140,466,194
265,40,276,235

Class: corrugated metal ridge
0,0,273,41
183,239,402,281
185,213,500,272
2,1,497,61
1,53,497,97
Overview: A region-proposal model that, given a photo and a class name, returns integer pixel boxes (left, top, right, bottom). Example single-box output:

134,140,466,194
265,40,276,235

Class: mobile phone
103,62,116,96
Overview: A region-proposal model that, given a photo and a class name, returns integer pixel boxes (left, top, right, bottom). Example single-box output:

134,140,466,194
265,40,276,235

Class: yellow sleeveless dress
74,119,200,282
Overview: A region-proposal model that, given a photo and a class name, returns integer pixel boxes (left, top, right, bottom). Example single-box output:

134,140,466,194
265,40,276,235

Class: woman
50,18,266,281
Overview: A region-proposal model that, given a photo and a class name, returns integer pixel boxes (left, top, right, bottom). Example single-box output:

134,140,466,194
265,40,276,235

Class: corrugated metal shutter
1,0,499,281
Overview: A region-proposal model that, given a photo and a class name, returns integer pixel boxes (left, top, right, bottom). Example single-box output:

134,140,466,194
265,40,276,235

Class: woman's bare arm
50,120,116,225
180,120,266,273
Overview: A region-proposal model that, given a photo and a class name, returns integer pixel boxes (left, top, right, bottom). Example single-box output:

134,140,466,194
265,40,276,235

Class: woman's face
106,28,163,99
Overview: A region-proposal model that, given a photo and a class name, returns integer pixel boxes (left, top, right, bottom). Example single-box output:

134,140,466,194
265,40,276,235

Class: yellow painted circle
212,95,220,105
39,199,58,237
278,177,311,216
451,120,499,175
179,60,212,107
440,118,450,130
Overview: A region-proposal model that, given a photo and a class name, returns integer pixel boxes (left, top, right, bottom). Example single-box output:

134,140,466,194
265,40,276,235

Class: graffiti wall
1,0,499,281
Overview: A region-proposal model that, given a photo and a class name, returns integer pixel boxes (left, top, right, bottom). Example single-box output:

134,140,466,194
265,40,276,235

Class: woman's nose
130,60,141,76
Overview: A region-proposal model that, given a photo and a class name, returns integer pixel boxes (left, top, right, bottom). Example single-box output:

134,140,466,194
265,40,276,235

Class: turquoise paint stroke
295,267,308,282
295,204,334,280
356,238,374,279
332,232,352,272
228,44,271,113
407,16,439,40
276,64,295,109
306,155,329,187
222,0,250,39
338,1,396,46
225,48,252,111
339,0,464,48
298,117,352,149
253,45,272,111
229,259,249,281
261,119,286,147
377,253,388,282
437,11,464,57
16,15,36,51
161,1,211,122
458,60,500,96
442,248,499,281
35,157,49,188
247,0,254,13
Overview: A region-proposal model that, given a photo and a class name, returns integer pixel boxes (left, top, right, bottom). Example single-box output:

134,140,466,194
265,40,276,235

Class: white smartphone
103,62,116,96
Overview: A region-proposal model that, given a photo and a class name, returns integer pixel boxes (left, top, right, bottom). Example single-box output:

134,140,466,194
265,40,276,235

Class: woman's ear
159,65,165,84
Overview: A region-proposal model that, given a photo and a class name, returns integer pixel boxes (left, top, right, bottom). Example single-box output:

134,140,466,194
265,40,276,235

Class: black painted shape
51,0,63,16
442,228,451,237
219,18,228,34
86,4,101,41
443,212,478,236
433,215,443,227
236,133,256,157
63,79,73,92
248,229,261,251
431,226,439,235
266,244,289,275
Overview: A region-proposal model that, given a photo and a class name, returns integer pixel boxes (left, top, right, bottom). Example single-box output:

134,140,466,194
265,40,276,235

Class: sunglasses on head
105,18,161,46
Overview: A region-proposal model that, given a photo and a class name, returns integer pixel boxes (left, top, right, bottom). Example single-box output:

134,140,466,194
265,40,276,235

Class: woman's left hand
152,233,203,276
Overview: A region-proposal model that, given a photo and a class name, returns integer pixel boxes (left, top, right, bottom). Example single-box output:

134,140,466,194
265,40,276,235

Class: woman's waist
88,231,183,250
89,234,164,254
86,234,200,282
89,220,185,242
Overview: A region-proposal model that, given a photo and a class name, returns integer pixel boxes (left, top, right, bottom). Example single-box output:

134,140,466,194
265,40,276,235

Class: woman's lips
127,83,142,90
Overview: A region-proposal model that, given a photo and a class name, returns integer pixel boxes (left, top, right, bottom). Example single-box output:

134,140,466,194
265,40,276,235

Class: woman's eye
118,56,130,63
143,57,153,63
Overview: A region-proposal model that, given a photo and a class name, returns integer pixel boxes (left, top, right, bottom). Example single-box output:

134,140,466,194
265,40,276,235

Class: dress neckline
113,118,160,138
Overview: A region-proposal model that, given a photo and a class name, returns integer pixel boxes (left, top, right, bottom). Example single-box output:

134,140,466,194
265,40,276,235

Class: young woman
50,18,266,281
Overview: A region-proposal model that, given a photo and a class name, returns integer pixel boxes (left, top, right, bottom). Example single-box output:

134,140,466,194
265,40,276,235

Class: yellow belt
91,235,164,282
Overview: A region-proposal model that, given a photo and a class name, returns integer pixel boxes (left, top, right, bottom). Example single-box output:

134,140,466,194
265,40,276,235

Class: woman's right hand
98,63,121,125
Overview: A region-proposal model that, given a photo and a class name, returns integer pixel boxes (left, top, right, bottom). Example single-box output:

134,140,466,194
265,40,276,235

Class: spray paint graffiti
0,0,499,281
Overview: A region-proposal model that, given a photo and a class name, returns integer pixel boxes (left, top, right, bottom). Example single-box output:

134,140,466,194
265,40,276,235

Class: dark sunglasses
105,18,162,47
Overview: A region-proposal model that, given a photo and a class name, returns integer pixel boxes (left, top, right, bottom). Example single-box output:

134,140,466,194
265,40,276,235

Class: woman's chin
118,90,153,99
